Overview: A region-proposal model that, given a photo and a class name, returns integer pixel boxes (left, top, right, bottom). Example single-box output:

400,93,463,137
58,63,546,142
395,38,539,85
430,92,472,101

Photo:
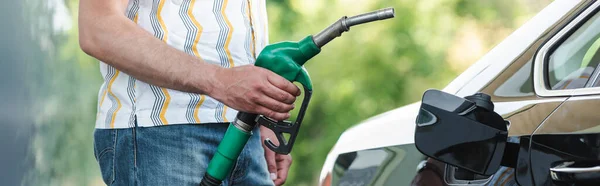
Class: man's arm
79,0,299,120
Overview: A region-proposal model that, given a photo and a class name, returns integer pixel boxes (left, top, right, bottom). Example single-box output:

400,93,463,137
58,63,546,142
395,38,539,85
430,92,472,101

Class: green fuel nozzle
253,7,395,154
200,8,395,186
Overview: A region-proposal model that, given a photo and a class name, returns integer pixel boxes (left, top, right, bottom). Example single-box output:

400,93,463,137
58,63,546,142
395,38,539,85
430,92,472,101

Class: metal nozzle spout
346,7,395,27
313,7,395,48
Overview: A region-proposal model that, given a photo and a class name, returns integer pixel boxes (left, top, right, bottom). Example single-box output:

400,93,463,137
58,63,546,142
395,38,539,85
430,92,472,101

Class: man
79,0,297,185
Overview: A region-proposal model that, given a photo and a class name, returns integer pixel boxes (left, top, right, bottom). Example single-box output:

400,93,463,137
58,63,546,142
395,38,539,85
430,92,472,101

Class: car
318,0,600,185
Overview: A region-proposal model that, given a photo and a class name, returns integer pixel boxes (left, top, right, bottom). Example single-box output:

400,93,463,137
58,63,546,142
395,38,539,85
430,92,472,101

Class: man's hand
260,126,292,185
211,66,300,121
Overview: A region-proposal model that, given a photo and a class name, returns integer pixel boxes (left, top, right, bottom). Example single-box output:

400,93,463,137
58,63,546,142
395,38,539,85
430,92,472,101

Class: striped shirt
95,0,268,129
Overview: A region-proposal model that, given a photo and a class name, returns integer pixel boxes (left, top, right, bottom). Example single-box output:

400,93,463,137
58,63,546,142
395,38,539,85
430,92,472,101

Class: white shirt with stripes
95,0,268,129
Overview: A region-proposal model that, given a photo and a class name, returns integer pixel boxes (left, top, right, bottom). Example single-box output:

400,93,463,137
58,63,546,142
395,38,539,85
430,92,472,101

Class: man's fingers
255,106,289,121
265,151,278,181
274,155,292,185
267,73,301,96
263,140,278,181
255,105,289,123
254,95,293,118
262,84,296,104
260,96,294,113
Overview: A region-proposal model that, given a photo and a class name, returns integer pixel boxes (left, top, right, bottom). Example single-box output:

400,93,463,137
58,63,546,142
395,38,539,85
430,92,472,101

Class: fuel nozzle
312,7,395,48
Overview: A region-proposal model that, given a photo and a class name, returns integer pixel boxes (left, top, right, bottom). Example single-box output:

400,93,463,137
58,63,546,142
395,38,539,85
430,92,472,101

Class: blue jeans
93,123,274,186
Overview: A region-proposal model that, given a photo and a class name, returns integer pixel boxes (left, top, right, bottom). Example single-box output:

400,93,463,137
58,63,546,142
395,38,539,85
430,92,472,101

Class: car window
547,12,600,90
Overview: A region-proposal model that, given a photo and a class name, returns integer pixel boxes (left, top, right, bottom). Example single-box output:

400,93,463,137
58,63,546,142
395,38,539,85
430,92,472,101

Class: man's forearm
79,1,219,95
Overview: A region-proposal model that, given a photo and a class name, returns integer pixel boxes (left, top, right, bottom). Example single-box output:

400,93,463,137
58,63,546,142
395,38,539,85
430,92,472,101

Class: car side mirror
414,89,508,176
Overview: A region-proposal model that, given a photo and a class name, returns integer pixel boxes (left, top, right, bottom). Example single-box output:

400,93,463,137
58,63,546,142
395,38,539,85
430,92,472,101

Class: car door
521,1,600,185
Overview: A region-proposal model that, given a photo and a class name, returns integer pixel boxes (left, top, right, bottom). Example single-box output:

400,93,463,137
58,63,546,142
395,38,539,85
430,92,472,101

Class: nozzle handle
313,7,395,48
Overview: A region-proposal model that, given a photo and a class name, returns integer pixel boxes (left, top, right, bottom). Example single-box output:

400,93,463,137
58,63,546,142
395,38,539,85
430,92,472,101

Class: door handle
550,161,600,183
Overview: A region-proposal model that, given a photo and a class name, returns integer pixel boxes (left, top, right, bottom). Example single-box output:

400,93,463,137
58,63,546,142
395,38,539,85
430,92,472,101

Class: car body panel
319,103,420,183
330,144,424,186
445,0,584,97
526,95,600,185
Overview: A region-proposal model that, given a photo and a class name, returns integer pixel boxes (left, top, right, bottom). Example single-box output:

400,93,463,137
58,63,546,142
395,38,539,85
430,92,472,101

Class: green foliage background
20,0,550,185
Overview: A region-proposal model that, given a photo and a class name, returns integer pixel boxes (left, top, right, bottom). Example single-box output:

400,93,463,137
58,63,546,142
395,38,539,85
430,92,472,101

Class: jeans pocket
94,129,117,185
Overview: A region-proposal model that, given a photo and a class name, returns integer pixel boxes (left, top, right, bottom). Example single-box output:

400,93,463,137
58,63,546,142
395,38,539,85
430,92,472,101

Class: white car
319,0,600,185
